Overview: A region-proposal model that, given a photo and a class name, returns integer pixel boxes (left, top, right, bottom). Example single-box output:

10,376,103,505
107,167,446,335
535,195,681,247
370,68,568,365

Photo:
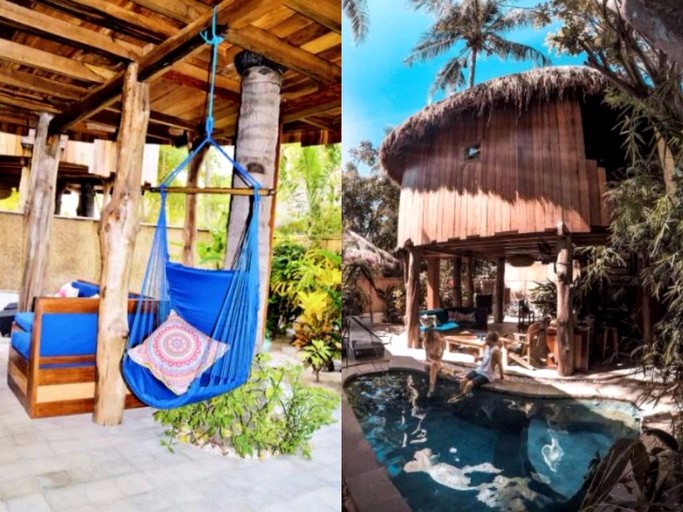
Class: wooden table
445,331,510,367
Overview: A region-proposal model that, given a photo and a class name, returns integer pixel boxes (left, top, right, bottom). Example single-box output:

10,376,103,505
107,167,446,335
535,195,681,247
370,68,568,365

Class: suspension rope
159,7,261,193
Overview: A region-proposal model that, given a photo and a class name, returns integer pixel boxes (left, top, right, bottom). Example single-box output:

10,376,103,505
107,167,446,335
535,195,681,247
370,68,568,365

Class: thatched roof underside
342,230,399,270
380,66,609,181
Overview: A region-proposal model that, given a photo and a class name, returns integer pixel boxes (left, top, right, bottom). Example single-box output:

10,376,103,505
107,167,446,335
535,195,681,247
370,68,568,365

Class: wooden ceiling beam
0,92,60,114
226,26,341,84
281,100,339,124
171,62,241,95
33,0,177,42
282,0,341,34
104,105,198,132
0,0,143,60
0,39,117,83
128,0,206,24
48,0,280,134
0,68,90,100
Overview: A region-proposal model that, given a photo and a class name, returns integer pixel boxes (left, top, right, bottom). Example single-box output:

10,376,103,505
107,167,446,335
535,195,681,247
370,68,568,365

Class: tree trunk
224,51,283,353
494,257,505,324
452,256,462,307
469,49,478,89
464,257,475,307
655,130,677,193
605,0,683,69
93,63,150,426
182,143,208,267
18,113,63,312
404,243,421,349
556,232,574,376
426,258,440,309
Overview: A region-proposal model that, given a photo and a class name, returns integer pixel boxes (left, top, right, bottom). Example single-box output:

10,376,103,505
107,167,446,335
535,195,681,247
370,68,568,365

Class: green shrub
153,354,339,459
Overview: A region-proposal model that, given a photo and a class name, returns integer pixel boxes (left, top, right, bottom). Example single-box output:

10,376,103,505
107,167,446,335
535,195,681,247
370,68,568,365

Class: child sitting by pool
450,331,504,402
420,315,445,397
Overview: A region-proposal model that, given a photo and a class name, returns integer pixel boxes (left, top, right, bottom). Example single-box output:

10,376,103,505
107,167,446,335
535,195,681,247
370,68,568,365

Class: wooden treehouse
380,66,629,376
0,0,340,423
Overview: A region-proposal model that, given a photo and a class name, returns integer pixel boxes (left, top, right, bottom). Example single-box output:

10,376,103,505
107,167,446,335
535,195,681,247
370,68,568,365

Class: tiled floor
0,335,341,512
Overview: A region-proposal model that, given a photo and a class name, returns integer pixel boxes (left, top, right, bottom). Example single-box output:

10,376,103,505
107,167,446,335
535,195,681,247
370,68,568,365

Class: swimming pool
345,370,640,512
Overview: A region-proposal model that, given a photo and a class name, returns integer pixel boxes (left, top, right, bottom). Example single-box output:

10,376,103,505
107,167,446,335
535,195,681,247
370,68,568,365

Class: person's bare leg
428,361,440,395
462,380,474,396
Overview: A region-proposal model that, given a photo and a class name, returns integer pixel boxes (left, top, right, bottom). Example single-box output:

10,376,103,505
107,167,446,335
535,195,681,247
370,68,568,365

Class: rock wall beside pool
0,211,211,293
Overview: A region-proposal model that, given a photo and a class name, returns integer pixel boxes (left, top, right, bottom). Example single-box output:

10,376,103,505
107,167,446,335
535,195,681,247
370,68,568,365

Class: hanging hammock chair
121,11,263,409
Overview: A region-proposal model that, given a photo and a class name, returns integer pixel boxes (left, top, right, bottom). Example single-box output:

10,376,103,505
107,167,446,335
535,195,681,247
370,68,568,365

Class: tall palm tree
343,0,369,45
406,0,550,97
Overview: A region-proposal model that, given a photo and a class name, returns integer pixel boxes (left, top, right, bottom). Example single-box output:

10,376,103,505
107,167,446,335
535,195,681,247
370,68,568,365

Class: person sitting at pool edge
452,331,504,401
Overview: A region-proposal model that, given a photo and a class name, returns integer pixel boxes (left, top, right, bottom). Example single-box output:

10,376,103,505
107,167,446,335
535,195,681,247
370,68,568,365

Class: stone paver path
0,338,340,512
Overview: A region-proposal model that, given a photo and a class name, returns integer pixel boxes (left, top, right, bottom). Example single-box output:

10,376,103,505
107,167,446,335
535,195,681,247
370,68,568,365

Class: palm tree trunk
469,49,478,89
225,51,283,353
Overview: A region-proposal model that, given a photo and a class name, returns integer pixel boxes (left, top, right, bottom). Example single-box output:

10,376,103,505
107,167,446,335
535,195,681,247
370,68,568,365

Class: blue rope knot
200,7,224,46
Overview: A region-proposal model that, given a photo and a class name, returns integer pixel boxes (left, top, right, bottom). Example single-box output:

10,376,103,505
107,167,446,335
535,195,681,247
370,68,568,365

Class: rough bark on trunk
404,243,421,349
556,232,574,376
464,257,475,307
224,51,283,354
494,257,505,324
426,258,440,309
93,63,150,426
452,256,462,307
605,0,683,68
182,143,208,267
18,113,63,312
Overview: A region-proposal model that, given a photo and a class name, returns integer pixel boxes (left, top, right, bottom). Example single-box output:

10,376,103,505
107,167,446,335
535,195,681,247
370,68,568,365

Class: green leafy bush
153,354,339,458
267,241,307,335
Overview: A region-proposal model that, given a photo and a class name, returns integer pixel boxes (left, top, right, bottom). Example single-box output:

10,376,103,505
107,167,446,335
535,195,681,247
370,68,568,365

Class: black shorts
465,370,490,388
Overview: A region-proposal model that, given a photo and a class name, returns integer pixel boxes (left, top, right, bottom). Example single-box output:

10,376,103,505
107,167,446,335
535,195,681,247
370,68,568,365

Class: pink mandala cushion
128,311,229,395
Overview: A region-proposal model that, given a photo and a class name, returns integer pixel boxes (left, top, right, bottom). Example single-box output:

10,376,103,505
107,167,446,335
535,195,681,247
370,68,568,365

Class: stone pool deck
0,334,341,512
343,329,678,512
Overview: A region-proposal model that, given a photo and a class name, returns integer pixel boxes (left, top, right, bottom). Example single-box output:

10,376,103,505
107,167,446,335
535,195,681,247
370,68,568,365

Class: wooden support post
556,229,574,376
18,113,63,312
452,256,462,307
224,51,284,354
182,142,208,267
494,257,505,324
404,242,421,349
465,257,475,307
426,258,440,309
93,63,150,426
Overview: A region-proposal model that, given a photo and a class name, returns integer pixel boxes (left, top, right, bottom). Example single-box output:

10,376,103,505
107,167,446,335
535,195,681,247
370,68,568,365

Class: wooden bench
7,296,146,418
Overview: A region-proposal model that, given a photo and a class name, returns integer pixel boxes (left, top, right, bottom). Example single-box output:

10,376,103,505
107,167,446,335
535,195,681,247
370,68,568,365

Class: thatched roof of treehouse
342,230,400,272
379,66,609,182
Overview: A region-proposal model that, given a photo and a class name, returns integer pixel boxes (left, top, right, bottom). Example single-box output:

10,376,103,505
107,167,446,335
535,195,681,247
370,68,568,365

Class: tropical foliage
277,144,342,242
407,0,550,97
343,140,400,252
154,354,339,458
343,0,369,45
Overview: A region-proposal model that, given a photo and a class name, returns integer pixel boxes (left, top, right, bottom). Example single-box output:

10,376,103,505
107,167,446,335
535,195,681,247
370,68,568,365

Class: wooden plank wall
398,99,608,247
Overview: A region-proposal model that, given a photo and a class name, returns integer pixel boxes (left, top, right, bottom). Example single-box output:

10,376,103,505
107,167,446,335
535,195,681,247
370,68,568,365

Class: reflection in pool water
345,371,639,512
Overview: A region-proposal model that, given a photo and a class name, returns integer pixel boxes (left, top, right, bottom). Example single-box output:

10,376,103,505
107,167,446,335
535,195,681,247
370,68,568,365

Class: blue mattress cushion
72,281,100,298
14,312,35,332
419,321,460,333
40,313,99,356
11,330,31,359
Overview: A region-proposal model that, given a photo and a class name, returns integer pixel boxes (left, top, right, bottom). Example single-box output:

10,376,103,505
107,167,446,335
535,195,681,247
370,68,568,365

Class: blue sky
342,0,585,170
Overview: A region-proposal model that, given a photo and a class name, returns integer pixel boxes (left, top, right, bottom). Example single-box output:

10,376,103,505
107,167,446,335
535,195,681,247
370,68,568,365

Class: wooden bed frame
7,297,145,418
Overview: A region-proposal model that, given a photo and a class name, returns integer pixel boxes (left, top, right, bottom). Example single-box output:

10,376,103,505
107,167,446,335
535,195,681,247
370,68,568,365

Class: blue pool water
345,371,640,512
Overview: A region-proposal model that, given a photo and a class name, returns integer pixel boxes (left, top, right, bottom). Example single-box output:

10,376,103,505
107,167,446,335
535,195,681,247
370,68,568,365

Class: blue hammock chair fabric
121,13,261,409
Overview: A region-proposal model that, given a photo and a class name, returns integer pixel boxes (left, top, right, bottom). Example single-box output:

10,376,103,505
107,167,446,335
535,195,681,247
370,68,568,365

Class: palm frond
343,0,369,45
486,34,551,66
491,7,536,31
428,57,466,101
405,29,460,65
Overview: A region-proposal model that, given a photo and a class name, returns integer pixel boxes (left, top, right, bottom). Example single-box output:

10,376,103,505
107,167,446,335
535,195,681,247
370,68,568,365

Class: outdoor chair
0,302,17,337
7,281,146,418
